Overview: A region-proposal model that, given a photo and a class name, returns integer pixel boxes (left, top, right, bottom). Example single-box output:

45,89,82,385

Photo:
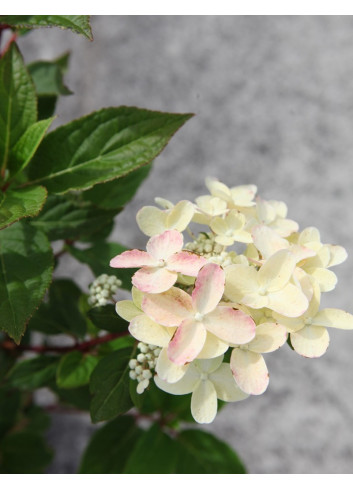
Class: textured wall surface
19,15,353,473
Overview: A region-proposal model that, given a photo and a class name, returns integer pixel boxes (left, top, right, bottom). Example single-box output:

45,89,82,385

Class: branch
0,331,129,354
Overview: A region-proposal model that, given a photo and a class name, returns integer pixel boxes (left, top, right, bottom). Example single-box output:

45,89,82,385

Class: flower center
194,312,204,322
200,373,208,381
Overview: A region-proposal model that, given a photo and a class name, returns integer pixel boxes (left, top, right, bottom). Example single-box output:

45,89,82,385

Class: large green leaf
0,186,47,230
87,304,129,333
28,279,86,338
56,351,99,389
0,43,37,179
90,347,134,423
175,429,246,473
0,221,53,343
0,15,92,40
79,416,142,473
123,423,179,474
67,241,133,290
30,194,120,241
0,432,53,473
26,107,193,194
83,163,152,210
6,356,59,390
50,384,91,411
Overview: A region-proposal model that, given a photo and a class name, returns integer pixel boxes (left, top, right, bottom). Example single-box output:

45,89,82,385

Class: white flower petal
191,380,218,424
290,325,329,358
154,364,199,394
197,332,229,359
156,347,190,383
248,322,287,353
258,249,296,292
230,349,269,395
210,364,249,402
136,206,167,236
312,308,353,330
115,300,141,321
129,315,175,347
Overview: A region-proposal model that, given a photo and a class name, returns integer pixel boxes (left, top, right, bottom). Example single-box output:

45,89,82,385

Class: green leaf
30,194,121,241
22,405,51,435
6,356,59,390
83,163,152,209
0,43,37,179
175,429,246,474
97,335,135,355
123,423,178,474
28,56,72,120
28,279,86,338
9,118,54,176
56,351,99,389
67,241,133,290
0,186,47,230
26,107,193,194
87,304,129,333
79,415,142,473
0,432,53,473
90,347,134,423
0,221,53,343
0,387,20,438
50,384,91,411
0,15,92,40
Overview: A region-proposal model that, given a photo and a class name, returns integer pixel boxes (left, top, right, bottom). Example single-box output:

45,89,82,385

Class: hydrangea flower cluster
110,177,353,424
88,274,122,307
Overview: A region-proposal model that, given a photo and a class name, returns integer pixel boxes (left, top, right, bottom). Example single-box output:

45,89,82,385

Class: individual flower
110,229,206,293
155,355,249,423
142,263,256,365
245,198,299,237
192,195,228,225
205,178,257,208
224,249,309,317
230,322,287,395
273,284,353,357
210,210,252,246
136,200,195,237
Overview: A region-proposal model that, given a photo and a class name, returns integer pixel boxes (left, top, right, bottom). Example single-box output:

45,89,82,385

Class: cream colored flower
136,200,195,237
210,210,252,246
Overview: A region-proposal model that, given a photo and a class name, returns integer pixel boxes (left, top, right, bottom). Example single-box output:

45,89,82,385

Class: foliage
0,16,245,474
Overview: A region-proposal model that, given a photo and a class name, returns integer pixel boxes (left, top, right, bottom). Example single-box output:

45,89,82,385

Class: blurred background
18,15,353,473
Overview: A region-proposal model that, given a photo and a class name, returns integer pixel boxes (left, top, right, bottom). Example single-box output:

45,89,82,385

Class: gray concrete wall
18,15,353,473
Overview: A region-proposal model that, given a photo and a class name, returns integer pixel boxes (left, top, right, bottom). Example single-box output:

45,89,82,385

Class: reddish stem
0,331,129,354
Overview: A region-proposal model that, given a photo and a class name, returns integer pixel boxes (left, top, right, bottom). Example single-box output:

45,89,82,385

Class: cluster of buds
110,177,353,424
88,274,122,307
129,342,161,394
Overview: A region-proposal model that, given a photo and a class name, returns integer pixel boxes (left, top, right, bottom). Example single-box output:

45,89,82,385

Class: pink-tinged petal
109,249,157,268
191,380,218,424
230,349,269,395
290,325,329,358
154,362,199,394
168,319,207,365
142,287,193,326
156,347,190,383
129,315,175,347
197,332,229,359
167,251,207,276
209,364,249,402
132,267,177,293
248,322,287,353
146,230,183,261
192,263,225,315
204,306,256,345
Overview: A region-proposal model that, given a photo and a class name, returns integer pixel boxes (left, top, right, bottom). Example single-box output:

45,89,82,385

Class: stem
0,331,129,354
0,30,17,57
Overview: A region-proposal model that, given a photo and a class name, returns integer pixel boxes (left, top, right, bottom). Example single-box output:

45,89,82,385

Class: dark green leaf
26,107,193,194
67,241,133,290
0,221,53,343
88,304,128,333
6,356,59,390
97,335,135,355
37,96,57,121
0,186,47,230
90,347,134,423
0,432,53,473
30,194,120,241
175,429,246,473
22,405,51,435
9,118,54,176
79,415,142,473
0,15,92,40
28,279,86,338
28,60,72,97
0,43,36,179
124,423,178,474
0,387,20,438
57,351,99,389
83,163,152,209
50,383,91,411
